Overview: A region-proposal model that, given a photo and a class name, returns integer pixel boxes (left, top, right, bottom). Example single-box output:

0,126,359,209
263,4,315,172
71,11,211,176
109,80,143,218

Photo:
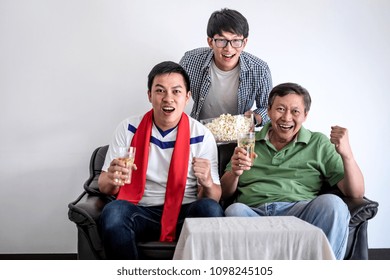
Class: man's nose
282,111,292,120
162,92,174,102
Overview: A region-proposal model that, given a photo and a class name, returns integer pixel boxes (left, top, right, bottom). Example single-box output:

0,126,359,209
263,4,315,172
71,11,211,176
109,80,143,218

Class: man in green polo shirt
221,82,365,260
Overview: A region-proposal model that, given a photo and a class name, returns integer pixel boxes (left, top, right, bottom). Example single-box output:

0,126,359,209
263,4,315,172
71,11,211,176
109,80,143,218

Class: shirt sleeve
198,129,220,185
253,63,272,125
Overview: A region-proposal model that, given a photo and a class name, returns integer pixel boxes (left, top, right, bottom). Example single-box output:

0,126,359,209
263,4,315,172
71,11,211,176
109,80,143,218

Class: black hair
147,61,191,92
268,83,312,113
207,8,249,38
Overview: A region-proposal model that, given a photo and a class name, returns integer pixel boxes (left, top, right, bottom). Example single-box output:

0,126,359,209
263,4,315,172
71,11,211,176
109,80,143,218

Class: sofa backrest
84,145,108,195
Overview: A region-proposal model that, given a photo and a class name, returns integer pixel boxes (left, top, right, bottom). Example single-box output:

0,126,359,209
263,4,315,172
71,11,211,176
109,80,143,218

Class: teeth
279,124,293,129
163,107,174,111
223,54,234,58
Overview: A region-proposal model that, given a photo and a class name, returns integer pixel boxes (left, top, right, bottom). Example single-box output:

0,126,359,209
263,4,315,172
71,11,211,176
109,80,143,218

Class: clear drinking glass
117,146,136,184
237,132,256,163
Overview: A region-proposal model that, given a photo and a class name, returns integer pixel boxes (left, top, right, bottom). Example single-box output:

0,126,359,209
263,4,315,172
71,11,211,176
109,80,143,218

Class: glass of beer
117,146,136,184
237,132,255,163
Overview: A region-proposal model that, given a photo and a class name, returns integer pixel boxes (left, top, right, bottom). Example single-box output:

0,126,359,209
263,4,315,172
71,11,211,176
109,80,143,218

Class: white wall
0,0,389,254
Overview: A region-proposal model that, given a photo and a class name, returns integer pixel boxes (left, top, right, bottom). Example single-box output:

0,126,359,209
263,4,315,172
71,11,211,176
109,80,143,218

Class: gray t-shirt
199,61,239,120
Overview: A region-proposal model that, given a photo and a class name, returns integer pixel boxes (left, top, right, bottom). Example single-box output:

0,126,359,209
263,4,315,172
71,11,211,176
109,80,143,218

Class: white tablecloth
173,216,335,260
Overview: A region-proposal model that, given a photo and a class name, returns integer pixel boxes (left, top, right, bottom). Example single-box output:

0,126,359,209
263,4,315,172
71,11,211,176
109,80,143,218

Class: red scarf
117,109,190,242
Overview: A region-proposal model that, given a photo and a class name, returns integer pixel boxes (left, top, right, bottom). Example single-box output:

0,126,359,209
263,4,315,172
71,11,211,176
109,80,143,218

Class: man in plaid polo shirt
180,8,273,126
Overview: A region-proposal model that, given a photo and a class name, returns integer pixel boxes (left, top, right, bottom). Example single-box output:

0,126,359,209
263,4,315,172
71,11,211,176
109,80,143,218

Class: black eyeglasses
212,38,245,48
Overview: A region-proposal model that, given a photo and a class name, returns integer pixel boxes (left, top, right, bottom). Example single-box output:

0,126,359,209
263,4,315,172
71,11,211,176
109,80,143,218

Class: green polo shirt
226,123,344,207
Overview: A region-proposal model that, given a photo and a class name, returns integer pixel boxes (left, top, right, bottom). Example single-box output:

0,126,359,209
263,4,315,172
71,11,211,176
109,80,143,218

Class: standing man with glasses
180,8,273,125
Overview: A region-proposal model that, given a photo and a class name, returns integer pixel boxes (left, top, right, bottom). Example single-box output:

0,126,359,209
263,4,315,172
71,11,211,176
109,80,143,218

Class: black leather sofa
68,143,379,260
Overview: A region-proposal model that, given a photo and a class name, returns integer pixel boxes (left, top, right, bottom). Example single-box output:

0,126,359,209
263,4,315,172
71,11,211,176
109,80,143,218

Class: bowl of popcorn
201,113,254,142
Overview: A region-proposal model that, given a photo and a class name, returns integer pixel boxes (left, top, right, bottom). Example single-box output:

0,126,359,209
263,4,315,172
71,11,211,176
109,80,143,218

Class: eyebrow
275,104,302,110
214,36,244,39
154,84,183,89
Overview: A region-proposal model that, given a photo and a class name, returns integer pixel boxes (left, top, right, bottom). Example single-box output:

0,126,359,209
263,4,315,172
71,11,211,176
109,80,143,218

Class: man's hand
98,159,137,195
230,147,255,176
192,157,213,188
330,126,353,159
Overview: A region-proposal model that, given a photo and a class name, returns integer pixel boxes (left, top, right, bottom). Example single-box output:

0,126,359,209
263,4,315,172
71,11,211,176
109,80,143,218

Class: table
173,216,335,260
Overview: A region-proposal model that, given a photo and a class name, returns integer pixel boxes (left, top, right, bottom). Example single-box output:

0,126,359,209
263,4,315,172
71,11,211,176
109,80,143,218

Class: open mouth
279,124,294,131
222,53,235,59
162,106,175,113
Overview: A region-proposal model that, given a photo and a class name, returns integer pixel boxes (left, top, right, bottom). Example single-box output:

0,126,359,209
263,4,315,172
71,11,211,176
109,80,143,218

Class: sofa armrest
68,191,112,226
340,196,379,226
68,191,112,255
321,187,379,226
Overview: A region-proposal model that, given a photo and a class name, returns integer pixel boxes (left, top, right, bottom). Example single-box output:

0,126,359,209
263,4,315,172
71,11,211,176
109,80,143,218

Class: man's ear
186,91,191,105
242,38,248,48
303,111,309,122
207,37,213,48
147,90,152,103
